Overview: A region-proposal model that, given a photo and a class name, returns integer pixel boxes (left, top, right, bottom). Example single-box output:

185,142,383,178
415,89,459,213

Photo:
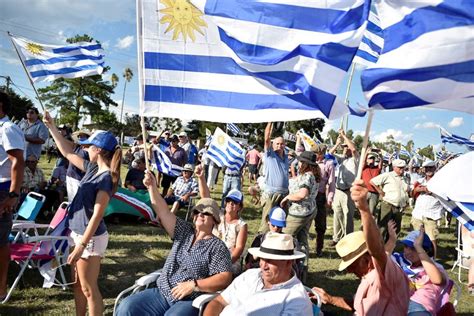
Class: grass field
0,157,472,315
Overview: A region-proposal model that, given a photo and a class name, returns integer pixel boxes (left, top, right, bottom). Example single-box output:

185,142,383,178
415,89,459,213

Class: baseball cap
268,207,287,228
179,131,187,137
182,164,194,172
400,230,433,252
225,189,243,204
79,130,118,151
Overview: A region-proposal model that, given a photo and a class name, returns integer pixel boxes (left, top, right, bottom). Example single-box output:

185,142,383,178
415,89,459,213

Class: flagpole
7,31,46,112
356,110,374,180
136,0,150,170
340,62,356,131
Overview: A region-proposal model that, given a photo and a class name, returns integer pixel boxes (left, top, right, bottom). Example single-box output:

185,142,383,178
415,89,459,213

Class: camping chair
2,203,70,304
436,278,461,316
451,223,471,283
12,191,46,222
184,196,197,221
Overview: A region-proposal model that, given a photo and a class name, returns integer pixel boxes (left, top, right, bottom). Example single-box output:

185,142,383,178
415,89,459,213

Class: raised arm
414,226,446,285
351,179,387,271
143,170,177,238
329,136,341,155
43,111,85,172
264,122,273,151
194,164,210,198
340,129,358,158
384,220,398,254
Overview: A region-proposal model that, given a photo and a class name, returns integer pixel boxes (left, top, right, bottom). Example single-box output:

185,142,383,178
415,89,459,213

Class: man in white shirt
203,233,312,315
0,92,25,301
410,160,443,258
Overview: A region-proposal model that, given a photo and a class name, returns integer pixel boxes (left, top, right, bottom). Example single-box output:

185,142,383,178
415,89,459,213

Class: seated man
204,232,312,315
124,157,147,192
164,164,198,214
312,180,411,315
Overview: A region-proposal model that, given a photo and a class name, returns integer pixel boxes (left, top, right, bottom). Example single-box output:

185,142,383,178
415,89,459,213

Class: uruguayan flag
137,0,370,122
353,10,383,67
361,0,474,114
440,127,474,150
226,123,240,136
207,128,245,172
11,35,104,83
151,145,183,177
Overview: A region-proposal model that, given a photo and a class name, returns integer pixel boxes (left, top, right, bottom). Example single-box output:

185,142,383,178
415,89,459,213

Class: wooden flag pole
356,110,374,180
340,63,356,131
140,116,151,171
7,31,46,112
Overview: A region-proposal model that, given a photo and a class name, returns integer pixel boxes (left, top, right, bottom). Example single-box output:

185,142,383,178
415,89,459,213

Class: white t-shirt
0,116,25,183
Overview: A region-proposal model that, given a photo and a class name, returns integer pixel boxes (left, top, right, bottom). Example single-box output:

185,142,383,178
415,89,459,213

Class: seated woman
116,171,232,316
213,189,248,275
386,222,448,316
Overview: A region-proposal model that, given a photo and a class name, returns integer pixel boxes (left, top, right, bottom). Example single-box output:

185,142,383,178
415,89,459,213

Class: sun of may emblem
26,42,43,55
217,135,226,146
159,0,207,42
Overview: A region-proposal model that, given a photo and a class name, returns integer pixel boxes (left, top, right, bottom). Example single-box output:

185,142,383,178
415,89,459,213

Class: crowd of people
0,91,473,315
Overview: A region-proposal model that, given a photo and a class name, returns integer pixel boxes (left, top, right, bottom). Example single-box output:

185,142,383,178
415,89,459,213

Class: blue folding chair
9,192,46,242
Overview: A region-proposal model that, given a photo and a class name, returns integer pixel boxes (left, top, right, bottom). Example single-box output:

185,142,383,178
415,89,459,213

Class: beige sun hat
248,232,306,260
335,231,368,271
72,128,91,143
192,198,221,224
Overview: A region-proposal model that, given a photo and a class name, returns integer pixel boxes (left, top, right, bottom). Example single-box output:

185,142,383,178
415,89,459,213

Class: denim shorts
408,300,431,315
69,231,109,258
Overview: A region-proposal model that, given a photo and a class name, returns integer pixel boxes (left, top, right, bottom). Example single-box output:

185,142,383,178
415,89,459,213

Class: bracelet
79,241,88,248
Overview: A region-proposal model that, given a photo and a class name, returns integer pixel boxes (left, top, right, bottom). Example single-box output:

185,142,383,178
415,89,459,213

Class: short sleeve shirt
124,168,146,190
371,171,409,207
157,218,232,304
18,119,48,159
66,146,89,181
409,263,448,315
335,155,358,190
264,148,289,194
0,116,25,183
171,176,198,197
23,167,45,190
67,161,113,236
287,172,318,217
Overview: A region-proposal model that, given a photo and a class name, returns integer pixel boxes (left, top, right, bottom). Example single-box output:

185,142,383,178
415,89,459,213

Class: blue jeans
407,300,431,315
116,287,198,316
221,175,241,208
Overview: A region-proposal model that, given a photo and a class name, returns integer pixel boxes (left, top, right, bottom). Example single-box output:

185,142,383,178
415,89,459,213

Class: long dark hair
299,161,322,183
100,145,122,193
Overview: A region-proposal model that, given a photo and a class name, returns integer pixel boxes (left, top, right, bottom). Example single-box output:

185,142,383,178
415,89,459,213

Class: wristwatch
8,192,19,198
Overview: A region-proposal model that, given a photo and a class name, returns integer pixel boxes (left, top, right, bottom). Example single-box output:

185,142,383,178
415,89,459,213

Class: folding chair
2,203,70,304
451,223,471,284
13,191,46,222
185,196,196,221
436,279,461,316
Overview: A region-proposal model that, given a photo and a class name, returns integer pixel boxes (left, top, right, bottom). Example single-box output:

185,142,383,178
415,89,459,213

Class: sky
0,0,472,153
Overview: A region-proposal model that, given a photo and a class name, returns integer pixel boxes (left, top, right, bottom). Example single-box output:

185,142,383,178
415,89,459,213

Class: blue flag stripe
355,50,378,64
203,0,365,33
52,43,102,54
25,54,104,66
29,63,105,78
360,36,381,55
382,0,473,53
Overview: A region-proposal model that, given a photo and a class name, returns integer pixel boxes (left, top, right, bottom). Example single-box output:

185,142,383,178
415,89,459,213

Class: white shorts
69,231,109,259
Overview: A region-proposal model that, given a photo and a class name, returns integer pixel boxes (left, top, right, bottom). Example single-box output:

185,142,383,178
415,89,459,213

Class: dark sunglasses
193,209,212,217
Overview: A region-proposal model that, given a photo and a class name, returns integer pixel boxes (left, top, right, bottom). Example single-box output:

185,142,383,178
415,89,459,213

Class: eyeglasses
193,209,212,217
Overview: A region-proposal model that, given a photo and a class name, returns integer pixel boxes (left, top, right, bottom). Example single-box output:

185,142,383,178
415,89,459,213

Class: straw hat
192,198,221,224
248,232,305,260
335,231,368,271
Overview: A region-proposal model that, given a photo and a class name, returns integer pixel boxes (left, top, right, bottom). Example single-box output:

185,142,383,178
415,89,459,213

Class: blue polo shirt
67,160,113,236
66,146,89,181
18,119,48,159
264,148,289,194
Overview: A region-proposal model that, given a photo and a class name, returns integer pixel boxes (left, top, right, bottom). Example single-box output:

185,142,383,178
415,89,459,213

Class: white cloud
414,122,438,129
101,40,110,50
115,36,134,49
372,129,413,143
448,117,464,128
320,119,335,140
0,48,20,65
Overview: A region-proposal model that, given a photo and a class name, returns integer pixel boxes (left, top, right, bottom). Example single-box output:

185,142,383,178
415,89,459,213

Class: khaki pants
332,189,355,243
283,211,316,256
258,192,285,233
379,201,403,242
411,217,439,241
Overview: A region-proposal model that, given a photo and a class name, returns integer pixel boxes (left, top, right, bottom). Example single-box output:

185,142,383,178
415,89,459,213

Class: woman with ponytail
44,111,121,316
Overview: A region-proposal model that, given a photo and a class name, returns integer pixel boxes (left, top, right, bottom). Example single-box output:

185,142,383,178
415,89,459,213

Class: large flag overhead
353,10,383,67
361,0,474,114
137,0,370,122
10,35,104,83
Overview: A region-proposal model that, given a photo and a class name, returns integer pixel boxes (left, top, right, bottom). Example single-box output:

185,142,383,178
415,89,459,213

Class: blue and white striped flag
226,123,240,136
353,10,383,67
361,0,474,114
137,0,370,122
151,145,183,177
440,127,474,151
11,35,104,83
207,128,245,172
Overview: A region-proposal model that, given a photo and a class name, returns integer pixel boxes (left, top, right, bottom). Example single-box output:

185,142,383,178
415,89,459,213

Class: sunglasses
225,199,239,206
193,209,213,217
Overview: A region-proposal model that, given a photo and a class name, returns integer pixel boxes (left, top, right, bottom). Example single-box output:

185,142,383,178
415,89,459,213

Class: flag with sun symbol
137,0,369,122
206,127,245,172
10,35,104,83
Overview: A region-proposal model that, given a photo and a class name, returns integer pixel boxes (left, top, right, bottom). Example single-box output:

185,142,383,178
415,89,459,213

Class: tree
286,118,325,142
185,120,202,140
122,114,142,136
119,67,133,126
0,85,34,122
38,34,118,130
418,145,435,160
326,129,339,145
111,73,119,88
148,117,183,134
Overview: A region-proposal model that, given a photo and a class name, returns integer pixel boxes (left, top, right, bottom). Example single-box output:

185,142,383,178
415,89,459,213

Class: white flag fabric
353,10,383,67
137,0,370,122
361,0,474,114
207,128,245,172
11,35,104,83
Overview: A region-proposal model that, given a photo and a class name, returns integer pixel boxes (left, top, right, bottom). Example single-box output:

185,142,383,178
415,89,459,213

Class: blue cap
269,207,286,228
225,189,243,204
79,130,118,152
400,230,433,251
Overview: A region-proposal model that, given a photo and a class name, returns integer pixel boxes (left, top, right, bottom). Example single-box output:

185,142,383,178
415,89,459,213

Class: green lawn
0,157,472,315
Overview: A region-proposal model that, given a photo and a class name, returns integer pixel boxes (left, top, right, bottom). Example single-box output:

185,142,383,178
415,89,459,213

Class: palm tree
111,73,119,88
119,67,133,143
